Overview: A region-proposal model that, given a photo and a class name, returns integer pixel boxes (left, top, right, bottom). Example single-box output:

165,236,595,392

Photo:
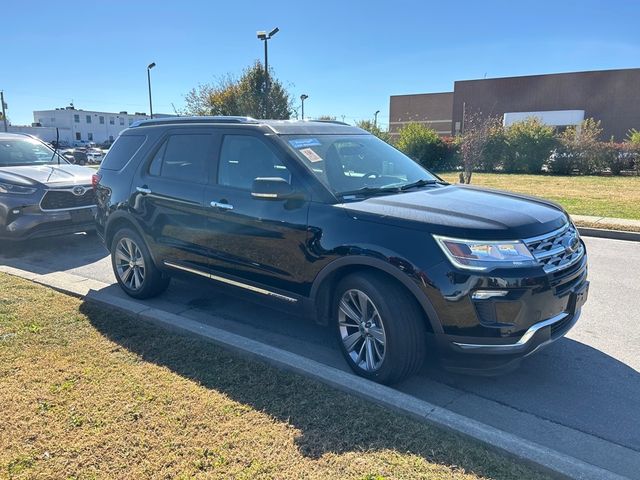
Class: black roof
129,116,367,135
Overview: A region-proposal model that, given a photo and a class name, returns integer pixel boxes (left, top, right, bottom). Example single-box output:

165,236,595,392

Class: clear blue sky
3,0,639,127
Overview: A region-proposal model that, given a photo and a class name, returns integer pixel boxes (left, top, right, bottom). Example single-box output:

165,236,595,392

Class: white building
32,106,156,145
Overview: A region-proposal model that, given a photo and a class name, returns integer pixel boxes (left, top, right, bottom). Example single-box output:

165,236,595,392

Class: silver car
0,133,96,241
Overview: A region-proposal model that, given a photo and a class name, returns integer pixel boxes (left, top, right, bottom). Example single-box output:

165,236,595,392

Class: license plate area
569,282,589,313
70,208,94,223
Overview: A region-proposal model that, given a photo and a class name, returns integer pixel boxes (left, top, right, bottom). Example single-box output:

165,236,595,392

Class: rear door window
148,134,213,184
100,135,146,171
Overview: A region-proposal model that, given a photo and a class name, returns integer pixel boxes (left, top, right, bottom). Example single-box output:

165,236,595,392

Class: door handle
210,201,234,210
136,186,152,195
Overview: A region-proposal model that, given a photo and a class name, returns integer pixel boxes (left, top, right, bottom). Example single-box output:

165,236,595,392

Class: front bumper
423,245,589,374
0,204,96,240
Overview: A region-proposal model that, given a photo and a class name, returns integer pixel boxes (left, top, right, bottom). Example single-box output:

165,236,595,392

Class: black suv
94,117,589,384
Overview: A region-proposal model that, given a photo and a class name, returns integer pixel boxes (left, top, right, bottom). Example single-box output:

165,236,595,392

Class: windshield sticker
299,148,323,163
288,138,322,148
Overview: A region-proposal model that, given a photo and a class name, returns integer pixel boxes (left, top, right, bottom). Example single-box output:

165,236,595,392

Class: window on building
75,132,81,140
87,133,93,141
99,116,105,124
148,134,211,183
110,117,115,125
119,117,124,125
218,135,290,190
86,115,92,124
74,114,80,123
128,119,133,125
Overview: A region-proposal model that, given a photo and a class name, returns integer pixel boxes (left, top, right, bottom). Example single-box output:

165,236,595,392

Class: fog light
472,290,508,300
12,209,20,215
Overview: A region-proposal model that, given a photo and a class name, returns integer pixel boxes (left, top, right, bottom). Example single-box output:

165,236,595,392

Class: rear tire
333,272,427,384
110,227,170,299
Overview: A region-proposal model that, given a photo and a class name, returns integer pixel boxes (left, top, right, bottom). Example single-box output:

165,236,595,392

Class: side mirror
251,177,298,200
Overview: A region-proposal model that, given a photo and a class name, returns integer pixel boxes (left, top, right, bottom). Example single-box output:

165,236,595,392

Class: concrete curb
577,226,640,242
0,263,625,480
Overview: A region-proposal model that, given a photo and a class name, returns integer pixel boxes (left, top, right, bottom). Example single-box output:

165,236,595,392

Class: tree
316,115,337,121
183,61,293,119
355,120,391,143
396,123,449,171
458,114,499,183
551,118,603,175
503,118,556,173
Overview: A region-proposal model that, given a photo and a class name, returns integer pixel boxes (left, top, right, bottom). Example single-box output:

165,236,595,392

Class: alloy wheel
338,289,387,371
114,237,146,291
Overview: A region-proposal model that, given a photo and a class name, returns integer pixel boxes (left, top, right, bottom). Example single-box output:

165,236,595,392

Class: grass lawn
439,173,640,221
0,273,547,480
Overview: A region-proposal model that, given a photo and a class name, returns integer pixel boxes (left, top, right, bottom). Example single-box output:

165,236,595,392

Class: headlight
0,182,37,195
433,235,537,271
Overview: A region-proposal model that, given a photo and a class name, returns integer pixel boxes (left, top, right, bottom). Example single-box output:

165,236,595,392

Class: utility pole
300,94,308,120
147,62,156,119
257,27,279,119
1,91,7,132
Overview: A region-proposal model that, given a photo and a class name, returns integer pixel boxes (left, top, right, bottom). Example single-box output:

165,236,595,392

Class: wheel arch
104,212,162,269
309,257,442,334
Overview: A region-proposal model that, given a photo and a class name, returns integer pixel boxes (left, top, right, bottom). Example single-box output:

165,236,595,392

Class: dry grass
439,173,640,221
0,273,548,480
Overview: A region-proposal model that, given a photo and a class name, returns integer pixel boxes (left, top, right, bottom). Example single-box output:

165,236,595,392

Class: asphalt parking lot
1,234,638,478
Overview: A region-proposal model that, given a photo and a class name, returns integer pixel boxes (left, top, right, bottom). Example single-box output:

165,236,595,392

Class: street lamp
374,110,380,128
257,27,279,118
147,62,156,119
300,94,308,120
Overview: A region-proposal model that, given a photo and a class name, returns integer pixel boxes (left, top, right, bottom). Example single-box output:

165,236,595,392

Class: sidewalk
573,214,640,234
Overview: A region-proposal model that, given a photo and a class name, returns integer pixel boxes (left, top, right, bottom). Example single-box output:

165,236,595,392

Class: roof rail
309,119,350,126
129,116,259,128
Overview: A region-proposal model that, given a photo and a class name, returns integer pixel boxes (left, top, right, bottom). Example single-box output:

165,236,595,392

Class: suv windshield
282,134,437,196
0,137,67,167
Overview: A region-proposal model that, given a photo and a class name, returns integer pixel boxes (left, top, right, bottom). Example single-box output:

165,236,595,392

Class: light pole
257,27,279,118
374,110,380,128
147,62,156,119
300,94,308,120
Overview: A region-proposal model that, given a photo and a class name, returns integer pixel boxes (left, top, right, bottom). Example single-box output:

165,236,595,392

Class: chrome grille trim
524,222,584,274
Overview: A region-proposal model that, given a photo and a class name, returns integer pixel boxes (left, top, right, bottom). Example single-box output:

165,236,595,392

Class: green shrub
627,128,640,145
503,118,556,173
479,124,507,172
396,123,450,171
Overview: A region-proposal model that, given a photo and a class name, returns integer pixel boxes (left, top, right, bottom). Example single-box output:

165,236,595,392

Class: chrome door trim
163,261,297,303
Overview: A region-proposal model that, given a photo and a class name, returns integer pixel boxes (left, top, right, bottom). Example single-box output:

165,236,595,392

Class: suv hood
338,184,568,240
0,164,94,187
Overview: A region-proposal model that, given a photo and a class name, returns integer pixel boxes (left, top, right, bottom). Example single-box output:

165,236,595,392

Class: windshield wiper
338,186,401,198
400,179,448,190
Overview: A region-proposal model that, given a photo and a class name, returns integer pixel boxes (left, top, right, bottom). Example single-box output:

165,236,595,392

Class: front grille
40,188,96,211
524,223,584,274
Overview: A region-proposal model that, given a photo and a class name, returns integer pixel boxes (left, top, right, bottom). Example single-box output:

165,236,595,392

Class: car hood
0,164,94,187
337,184,568,240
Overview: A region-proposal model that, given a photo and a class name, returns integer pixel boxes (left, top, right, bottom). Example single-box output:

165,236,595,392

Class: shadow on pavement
0,233,108,275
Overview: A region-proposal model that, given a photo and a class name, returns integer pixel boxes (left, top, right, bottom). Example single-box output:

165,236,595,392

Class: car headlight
0,182,37,195
433,235,537,271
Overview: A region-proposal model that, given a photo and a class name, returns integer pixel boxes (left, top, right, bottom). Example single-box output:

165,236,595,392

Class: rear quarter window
100,135,146,171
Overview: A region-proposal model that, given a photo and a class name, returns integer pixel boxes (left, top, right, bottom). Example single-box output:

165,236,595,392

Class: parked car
94,117,589,384
0,133,96,240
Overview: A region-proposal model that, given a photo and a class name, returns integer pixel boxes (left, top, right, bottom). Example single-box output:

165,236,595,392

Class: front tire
334,272,427,384
110,227,170,299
